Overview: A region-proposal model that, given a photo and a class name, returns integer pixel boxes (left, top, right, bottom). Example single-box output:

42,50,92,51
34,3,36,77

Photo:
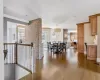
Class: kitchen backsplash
94,35,97,44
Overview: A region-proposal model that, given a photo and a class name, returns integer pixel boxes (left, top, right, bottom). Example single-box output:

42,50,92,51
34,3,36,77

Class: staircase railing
4,43,34,73
4,43,17,63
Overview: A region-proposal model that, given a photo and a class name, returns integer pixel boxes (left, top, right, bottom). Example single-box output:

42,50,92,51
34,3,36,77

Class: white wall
84,23,94,44
97,16,100,62
0,0,4,79
42,28,63,42
84,23,94,53
68,30,77,33
25,18,42,59
3,17,27,43
42,28,51,42
7,21,17,43
58,29,63,41
68,30,77,42
50,29,63,42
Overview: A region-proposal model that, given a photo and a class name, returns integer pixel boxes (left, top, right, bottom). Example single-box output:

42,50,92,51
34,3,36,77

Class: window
17,26,25,43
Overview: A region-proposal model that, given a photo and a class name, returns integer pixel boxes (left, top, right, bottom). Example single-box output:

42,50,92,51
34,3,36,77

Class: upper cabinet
89,15,97,36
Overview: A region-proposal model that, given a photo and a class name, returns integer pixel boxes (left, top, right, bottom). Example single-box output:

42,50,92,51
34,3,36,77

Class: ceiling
4,0,100,29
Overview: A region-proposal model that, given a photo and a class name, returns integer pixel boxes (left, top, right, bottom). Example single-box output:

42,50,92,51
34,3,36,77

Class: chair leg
65,48,66,52
62,53,63,59
53,52,54,57
51,49,52,53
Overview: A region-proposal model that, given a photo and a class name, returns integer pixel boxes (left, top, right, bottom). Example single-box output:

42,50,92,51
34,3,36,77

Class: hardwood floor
20,48,100,80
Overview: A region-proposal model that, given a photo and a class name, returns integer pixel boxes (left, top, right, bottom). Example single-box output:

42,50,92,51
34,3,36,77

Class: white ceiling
4,0,100,29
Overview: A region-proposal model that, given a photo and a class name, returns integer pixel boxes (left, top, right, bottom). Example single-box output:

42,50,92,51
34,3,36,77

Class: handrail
4,42,34,73
4,43,15,45
4,43,33,47
18,43,33,47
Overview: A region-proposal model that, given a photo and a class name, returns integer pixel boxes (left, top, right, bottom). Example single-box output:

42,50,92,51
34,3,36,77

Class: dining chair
47,42,51,50
53,43,58,53
63,42,67,52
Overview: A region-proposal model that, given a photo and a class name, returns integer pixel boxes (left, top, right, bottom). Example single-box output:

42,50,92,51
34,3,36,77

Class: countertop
87,44,97,46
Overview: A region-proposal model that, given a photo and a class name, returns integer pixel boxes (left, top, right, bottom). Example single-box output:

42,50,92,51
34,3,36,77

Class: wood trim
77,23,84,25
29,18,41,23
83,22,90,24
18,43,33,46
4,43,33,47
89,14,97,17
19,73,32,80
77,22,90,25
4,63,16,64
89,15,97,22
4,43,16,45
17,64,32,74
15,43,18,64
95,13,100,16
89,13,100,17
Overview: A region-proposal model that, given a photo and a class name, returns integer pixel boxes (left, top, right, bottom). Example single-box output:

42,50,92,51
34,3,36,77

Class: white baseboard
97,58,100,62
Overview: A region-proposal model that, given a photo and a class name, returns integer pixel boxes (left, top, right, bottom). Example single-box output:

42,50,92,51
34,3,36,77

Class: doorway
7,21,26,43
42,29,51,48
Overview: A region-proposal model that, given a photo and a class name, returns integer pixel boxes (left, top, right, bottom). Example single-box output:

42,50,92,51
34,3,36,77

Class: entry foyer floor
20,48,100,80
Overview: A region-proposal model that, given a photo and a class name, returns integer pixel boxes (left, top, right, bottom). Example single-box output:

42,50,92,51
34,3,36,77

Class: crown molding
4,14,29,23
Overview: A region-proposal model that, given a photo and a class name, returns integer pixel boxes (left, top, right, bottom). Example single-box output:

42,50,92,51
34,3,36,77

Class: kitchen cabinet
87,45,97,60
77,23,84,53
78,37,84,53
89,15,97,36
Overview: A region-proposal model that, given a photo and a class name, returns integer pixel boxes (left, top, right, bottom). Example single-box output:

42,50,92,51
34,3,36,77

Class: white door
7,21,17,43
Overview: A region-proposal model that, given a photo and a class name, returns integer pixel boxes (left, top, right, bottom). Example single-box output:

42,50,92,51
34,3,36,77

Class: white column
0,0,4,80
39,19,43,59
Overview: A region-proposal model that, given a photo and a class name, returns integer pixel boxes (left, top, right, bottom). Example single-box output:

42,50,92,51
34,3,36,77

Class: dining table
48,42,67,54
